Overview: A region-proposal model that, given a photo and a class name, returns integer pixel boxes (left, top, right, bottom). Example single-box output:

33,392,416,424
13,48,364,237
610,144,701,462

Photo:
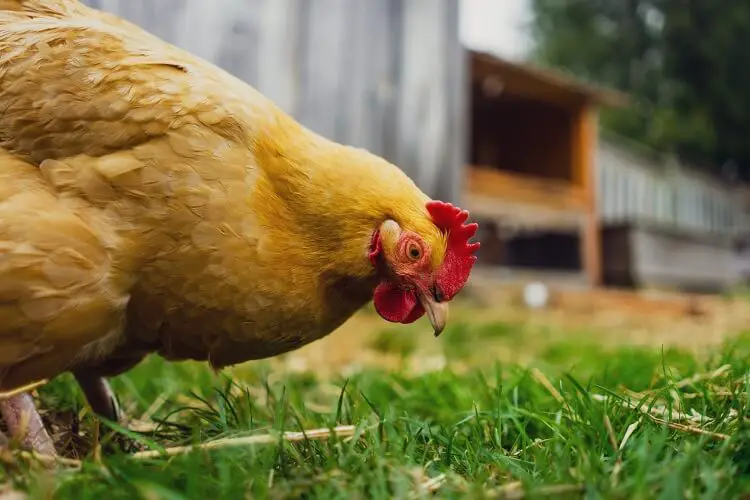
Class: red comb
426,201,480,300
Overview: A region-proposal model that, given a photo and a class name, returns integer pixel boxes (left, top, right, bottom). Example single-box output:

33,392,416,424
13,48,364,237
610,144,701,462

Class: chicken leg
0,392,56,455
74,372,121,423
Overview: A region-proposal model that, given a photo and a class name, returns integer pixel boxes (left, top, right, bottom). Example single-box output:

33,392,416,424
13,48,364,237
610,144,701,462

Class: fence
598,135,748,237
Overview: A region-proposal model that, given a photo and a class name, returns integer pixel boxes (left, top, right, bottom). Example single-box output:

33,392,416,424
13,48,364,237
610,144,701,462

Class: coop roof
470,50,629,108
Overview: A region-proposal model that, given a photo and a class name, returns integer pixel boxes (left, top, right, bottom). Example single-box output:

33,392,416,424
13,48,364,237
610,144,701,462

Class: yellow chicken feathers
0,0,473,394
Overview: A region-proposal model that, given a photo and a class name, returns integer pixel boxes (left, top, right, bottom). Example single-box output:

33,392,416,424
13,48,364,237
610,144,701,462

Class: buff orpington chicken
0,0,479,454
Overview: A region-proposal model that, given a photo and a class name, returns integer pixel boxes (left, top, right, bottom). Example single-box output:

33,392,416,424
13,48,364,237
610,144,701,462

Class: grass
1,320,750,499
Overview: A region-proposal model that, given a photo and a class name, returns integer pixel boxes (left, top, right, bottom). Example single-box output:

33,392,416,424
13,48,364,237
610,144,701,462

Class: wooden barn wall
83,0,467,203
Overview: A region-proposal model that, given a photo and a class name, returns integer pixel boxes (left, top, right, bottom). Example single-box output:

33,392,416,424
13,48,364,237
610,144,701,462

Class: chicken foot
0,392,56,456
74,372,121,423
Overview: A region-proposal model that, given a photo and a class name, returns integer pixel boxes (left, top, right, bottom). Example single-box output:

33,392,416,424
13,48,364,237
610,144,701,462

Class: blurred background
83,0,750,369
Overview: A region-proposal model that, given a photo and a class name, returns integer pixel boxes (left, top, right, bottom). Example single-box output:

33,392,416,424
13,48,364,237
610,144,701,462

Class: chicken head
368,201,480,336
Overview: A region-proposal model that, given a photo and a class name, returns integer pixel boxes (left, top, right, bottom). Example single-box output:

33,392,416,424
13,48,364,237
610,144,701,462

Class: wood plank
87,0,186,41
472,56,581,111
577,106,602,286
337,0,393,152
598,138,746,237
380,0,404,164
466,194,585,231
395,0,450,194
296,0,348,140
471,51,629,109
254,0,301,114
435,0,466,204
465,166,588,211
570,104,585,189
213,0,264,85
172,0,238,63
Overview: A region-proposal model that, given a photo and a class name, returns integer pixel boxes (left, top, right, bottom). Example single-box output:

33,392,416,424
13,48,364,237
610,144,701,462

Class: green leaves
531,0,750,179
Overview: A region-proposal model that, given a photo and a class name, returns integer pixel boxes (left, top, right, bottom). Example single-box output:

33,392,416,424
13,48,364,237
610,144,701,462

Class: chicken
0,0,479,453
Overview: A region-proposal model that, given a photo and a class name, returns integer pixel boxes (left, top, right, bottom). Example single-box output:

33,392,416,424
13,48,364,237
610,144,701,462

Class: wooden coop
598,136,750,292
466,51,627,287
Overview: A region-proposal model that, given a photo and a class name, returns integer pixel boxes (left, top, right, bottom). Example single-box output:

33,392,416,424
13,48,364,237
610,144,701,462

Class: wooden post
576,104,602,287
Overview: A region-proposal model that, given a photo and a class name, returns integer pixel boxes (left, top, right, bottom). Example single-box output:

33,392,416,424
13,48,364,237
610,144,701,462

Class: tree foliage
531,0,750,180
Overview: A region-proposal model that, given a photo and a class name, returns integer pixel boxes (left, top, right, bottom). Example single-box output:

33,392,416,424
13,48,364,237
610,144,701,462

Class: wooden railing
598,138,749,237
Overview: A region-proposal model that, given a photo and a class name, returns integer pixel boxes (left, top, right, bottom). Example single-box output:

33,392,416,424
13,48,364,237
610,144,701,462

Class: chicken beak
418,292,449,337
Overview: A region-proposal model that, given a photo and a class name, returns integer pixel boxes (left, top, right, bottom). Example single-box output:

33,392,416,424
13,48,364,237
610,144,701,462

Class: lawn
1,300,749,499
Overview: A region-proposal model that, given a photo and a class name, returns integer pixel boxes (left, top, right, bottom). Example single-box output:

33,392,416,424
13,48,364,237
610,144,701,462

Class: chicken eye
407,243,422,260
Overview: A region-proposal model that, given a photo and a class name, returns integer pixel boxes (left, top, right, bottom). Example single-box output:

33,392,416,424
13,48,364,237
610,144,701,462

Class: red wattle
373,281,425,324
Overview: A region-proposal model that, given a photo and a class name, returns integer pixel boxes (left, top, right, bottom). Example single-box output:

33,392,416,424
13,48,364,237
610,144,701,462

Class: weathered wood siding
83,0,467,202
597,137,747,236
601,223,738,291
597,136,750,290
